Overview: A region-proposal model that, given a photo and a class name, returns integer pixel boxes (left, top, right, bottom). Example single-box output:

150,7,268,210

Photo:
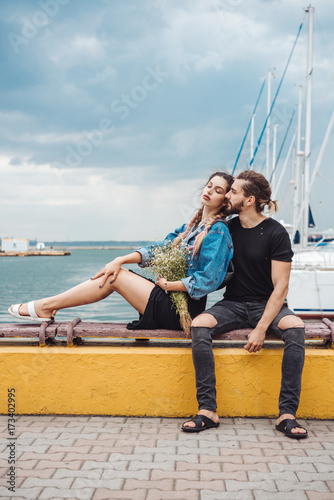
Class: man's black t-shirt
224,217,293,302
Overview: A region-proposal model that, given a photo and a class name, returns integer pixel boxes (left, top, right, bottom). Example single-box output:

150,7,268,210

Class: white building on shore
1,238,29,252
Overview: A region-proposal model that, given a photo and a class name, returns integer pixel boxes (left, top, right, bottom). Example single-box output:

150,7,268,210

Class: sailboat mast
272,123,279,191
250,114,255,165
292,85,303,241
302,4,314,248
266,70,272,179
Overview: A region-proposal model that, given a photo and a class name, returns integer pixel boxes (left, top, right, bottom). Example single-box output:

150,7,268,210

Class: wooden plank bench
1,318,333,347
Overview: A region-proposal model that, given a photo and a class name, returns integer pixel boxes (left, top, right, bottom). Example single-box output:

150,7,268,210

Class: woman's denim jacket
136,221,233,300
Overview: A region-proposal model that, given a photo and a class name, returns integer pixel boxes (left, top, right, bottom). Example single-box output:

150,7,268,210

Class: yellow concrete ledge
0,345,333,418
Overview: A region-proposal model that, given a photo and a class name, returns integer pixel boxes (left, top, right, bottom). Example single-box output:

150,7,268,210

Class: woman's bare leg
10,269,155,319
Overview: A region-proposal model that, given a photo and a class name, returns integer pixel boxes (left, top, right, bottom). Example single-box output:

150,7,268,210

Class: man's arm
244,260,291,353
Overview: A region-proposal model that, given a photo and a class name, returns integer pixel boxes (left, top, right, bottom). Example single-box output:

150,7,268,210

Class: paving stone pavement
0,415,334,499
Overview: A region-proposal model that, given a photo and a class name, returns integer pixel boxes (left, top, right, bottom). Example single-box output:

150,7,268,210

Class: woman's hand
91,258,122,288
156,277,169,293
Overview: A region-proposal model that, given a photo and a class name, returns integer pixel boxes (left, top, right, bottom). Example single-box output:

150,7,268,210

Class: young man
182,170,307,438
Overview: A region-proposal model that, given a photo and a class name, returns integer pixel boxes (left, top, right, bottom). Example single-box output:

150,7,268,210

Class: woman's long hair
174,171,234,255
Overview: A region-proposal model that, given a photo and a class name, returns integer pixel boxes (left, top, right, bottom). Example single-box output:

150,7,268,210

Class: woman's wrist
114,252,141,267
170,280,187,293
114,256,125,266
164,280,186,293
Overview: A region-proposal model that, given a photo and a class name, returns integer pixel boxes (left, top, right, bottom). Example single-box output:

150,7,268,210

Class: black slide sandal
181,414,220,433
275,418,308,439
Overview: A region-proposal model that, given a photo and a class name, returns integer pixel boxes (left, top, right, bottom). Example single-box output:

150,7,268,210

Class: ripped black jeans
192,300,305,416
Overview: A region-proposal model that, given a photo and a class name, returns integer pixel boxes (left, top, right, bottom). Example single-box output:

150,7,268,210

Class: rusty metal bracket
66,317,82,347
322,318,334,346
38,321,57,347
38,322,48,347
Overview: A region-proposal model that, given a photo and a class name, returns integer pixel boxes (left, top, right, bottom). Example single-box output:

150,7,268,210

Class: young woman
9,172,234,330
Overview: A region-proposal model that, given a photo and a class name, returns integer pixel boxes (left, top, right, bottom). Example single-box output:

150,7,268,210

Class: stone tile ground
0,416,333,499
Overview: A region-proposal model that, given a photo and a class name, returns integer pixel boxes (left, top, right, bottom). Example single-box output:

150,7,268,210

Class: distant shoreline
0,250,71,257
0,246,140,256
52,246,139,250
34,241,149,250
0,240,150,253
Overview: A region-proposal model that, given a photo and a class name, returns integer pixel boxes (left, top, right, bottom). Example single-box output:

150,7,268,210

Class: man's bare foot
182,409,219,429
276,413,307,435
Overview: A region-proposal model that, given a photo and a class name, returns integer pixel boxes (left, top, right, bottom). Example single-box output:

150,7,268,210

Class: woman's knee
109,267,128,291
192,313,217,328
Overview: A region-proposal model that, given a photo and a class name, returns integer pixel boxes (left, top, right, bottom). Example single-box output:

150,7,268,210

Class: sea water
0,249,223,324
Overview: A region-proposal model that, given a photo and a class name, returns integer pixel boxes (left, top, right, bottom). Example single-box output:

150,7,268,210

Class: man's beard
225,200,244,215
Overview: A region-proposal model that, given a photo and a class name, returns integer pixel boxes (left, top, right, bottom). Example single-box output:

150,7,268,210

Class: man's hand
244,327,266,353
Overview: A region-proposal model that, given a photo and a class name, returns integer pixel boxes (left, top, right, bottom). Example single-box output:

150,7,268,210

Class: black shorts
127,274,207,331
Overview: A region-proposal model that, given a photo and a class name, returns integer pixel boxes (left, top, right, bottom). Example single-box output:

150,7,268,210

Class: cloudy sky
1,0,334,242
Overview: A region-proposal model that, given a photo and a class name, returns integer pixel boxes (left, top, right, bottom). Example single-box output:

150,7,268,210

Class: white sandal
8,302,53,322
